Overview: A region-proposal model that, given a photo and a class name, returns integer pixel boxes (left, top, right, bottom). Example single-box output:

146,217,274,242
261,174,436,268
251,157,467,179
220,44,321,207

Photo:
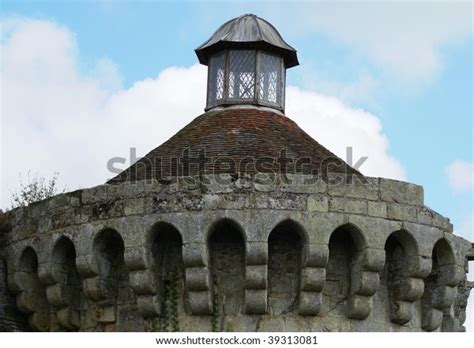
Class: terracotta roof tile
108,108,361,184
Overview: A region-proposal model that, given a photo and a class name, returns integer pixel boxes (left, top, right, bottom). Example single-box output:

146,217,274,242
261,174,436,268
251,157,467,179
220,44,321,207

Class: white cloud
446,160,474,192
297,68,380,107
286,86,405,180
1,17,405,209
288,1,473,85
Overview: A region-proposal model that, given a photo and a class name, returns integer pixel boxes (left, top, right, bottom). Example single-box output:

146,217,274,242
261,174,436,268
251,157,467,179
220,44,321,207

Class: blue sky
1,3,472,240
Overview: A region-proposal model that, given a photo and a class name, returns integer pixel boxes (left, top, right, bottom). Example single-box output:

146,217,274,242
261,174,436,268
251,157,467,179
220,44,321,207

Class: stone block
417,207,433,225
245,289,267,314
183,243,207,267
368,201,387,218
28,312,50,332
48,194,70,210
347,295,371,320
298,291,321,316
203,194,248,210
129,270,157,295
81,186,109,205
202,174,235,194
380,178,423,205
301,267,325,292
268,194,306,210
307,195,328,213
46,283,66,307
245,265,267,290
328,176,378,201
124,247,149,271
387,203,417,222
329,197,367,215
253,173,278,192
395,278,424,302
185,267,209,291
360,248,386,272
422,308,443,332
304,243,329,267
407,255,432,279
123,198,146,216
76,254,99,278
188,291,212,315
390,301,413,325
432,212,451,231
352,271,380,296
96,305,116,323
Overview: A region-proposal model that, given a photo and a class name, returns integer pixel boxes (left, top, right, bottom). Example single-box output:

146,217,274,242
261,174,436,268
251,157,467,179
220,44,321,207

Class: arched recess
149,222,184,331
208,218,245,330
267,219,304,315
16,247,50,331
91,228,137,325
421,238,456,331
322,224,365,318
50,237,82,330
382,230,420,325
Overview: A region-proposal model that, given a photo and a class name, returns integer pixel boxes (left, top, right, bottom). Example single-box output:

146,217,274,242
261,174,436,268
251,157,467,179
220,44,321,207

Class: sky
0,0,473,330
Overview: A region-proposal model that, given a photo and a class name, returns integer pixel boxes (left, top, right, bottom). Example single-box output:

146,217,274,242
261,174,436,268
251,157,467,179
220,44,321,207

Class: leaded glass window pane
206,49,285,111
228,50,256,99
259,53,282,104
207,52,225,106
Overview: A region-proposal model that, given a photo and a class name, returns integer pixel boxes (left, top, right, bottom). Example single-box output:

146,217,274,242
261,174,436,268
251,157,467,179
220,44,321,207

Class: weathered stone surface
386,203,417,222
244,289,267,314
329,197,367,215
0,174,469,332
307,195,328,212
380,178,424,205
328,177,379,201
368,201,387,218
245,265,267,289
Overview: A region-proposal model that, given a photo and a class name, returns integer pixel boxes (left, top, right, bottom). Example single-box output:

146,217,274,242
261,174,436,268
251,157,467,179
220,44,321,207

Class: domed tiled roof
195,14,299,68
108,108,361,184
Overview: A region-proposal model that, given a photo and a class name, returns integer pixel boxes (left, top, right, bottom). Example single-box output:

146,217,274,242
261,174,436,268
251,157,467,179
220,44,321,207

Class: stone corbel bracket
76,247,116,323
40,263,79,330
390,255,431,325
422,262,463,331
347,247,385,320
245,241,268,314
183,242,212,315
39,236,81,330
7,246,51,331
124,245,160,318
298,243,328,316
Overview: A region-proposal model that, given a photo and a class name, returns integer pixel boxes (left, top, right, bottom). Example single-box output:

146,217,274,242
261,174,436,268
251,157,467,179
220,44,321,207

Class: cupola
195,14,299,112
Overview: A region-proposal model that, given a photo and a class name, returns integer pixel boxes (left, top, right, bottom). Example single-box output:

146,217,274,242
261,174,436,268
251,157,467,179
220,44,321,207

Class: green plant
11,171,65,209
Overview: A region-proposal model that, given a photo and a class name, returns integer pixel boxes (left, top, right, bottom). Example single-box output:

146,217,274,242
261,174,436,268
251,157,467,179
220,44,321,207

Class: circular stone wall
1,174,471,332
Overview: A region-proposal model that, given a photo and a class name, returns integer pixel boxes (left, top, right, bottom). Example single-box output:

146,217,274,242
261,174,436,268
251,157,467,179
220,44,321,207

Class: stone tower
0,14,472,332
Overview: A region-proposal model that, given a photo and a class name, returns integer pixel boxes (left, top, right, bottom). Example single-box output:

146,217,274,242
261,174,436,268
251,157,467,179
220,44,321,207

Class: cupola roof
108,109,360,184
195,14,299,68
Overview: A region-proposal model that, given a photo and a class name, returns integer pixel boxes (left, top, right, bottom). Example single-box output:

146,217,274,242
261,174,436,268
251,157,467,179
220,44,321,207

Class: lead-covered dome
195,14,298,68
